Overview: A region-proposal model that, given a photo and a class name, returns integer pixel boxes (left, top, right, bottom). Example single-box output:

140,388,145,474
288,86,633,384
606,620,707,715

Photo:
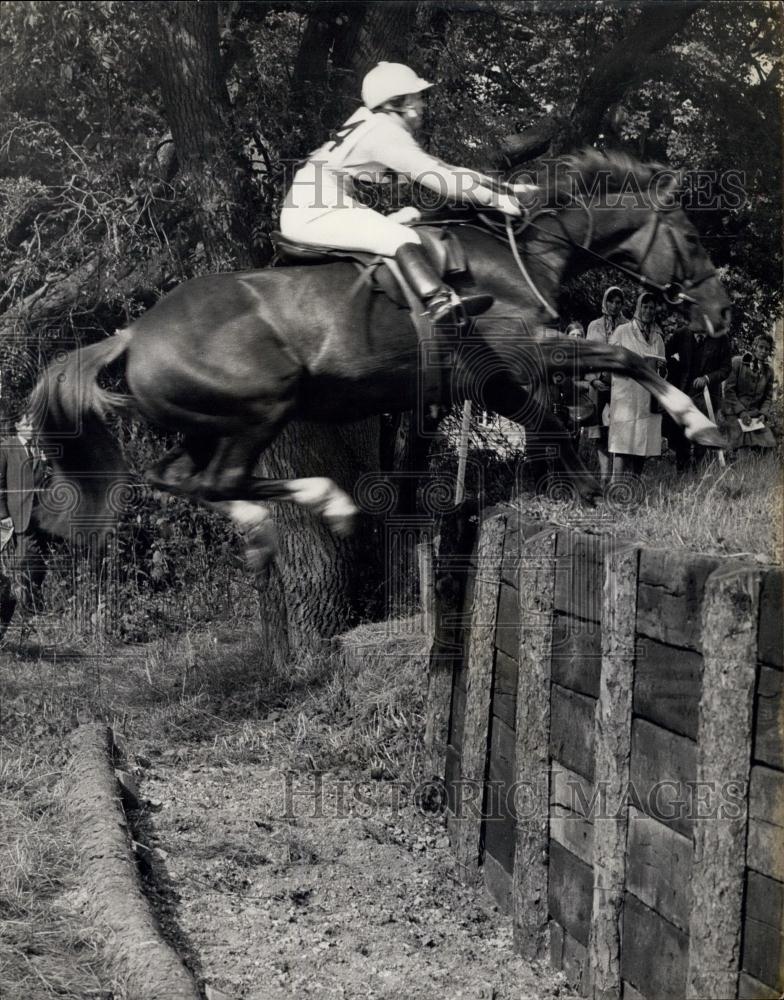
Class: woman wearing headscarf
585,286,626,486
607,292,667,484
719,334,776,451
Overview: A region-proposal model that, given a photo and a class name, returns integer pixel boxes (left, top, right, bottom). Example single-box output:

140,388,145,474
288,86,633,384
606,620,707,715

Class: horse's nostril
721,306,732,323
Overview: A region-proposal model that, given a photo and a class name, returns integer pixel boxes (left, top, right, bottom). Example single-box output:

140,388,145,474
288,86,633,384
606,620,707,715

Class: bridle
478,193,720,322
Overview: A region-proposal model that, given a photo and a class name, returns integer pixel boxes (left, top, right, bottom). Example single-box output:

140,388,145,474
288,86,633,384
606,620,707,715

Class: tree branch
499,0,705,167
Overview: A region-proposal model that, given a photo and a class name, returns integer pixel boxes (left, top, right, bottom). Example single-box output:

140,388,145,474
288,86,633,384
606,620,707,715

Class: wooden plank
492,649,517,730
483,849,512,914
496,581,521,661
551,805,593,866
587,544,638,1000
548,839,593,947
629,719,696,838
625,808,692,932
551,611,602,699
746,869,784,929
687,565,761,1000
483,808,516,876
562,928,588,992
553,529,604,622
444,744,461,817
550,684,595,781
741,915,784,993
621,892,688,1000
754,665,784,769
448,684,466,752
633,637,703,740
551,763,596,819
636,549,719,651
512,527,557,961
758,568,783,668
454,514,506,871
621,983,645,1000
488,715,515,784
748,765,784,880
748,820,784,882
750,764,784,827
738,971,781,999
742,871,784,993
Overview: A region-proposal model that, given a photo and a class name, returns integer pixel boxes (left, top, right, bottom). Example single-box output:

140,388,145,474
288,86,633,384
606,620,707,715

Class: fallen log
64,722,201,1000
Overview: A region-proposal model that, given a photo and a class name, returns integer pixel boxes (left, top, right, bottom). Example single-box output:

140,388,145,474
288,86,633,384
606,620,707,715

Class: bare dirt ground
1,617,575,1000
135,731,571,1000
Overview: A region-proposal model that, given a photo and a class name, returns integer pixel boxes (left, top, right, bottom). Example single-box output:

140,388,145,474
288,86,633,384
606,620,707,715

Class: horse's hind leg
147,433,285,571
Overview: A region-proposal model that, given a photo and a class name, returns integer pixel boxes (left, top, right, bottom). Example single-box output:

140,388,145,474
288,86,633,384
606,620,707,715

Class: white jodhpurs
279,203,421,257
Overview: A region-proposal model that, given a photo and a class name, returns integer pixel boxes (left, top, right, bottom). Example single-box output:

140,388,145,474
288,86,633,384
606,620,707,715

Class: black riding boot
395,244,493,324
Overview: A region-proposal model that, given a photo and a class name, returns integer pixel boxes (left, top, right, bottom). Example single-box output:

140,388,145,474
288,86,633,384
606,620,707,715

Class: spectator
585,286,627,486
608,292,666,484
0,411,52,638
665,323,732,469
551,321,592,441
719,334,776,452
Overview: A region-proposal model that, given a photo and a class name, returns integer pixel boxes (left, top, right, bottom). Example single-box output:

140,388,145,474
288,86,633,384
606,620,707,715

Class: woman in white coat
607,292,667,484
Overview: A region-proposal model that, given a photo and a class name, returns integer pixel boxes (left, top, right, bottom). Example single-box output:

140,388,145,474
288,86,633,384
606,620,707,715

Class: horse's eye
684,232,699,246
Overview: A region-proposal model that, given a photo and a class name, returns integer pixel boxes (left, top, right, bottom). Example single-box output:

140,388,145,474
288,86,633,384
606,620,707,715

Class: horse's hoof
324,509,357,537
244,522,278,573
689,425,726,449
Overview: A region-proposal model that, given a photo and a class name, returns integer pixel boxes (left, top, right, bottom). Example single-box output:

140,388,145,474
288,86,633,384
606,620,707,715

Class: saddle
271,225,467,310
271,225,478,405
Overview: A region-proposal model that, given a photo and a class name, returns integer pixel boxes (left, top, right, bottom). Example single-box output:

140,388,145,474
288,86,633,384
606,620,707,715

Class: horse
30,150,731,568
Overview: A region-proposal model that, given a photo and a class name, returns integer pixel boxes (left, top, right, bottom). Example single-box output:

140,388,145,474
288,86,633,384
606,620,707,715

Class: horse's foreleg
199,477,358,535
277,478,358,535
535,340,724,447
208,500,279,573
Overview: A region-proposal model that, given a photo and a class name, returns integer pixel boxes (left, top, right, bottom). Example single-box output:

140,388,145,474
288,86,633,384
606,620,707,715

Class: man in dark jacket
0,411,52,637
665,326,732,469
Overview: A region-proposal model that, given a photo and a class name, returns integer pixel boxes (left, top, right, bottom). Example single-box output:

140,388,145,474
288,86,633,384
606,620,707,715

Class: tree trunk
257,421,383,668
254,1,422,666
149,2,252,269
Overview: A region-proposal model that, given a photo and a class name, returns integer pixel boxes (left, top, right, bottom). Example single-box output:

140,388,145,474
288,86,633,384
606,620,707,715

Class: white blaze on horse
30,151,731,570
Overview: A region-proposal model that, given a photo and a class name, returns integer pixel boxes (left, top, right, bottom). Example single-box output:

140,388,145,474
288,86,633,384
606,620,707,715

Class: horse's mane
554,148,670,198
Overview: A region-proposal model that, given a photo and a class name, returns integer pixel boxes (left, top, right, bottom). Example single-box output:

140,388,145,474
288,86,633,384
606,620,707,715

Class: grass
512,448,782,563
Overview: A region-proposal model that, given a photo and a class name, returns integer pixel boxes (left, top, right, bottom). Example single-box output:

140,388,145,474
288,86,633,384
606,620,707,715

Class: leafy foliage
0,0,780,623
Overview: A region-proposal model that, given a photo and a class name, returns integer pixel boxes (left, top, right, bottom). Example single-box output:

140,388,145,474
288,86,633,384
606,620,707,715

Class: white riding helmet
361,62,433,110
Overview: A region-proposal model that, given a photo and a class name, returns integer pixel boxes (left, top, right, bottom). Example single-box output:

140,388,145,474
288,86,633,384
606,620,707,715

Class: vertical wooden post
453,513,506,871
513,527,558,960
455,400,472,505
686,565,761,1000
587,543,640,1000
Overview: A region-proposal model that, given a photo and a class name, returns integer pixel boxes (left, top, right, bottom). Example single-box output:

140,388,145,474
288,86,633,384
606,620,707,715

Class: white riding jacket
283,107,475,212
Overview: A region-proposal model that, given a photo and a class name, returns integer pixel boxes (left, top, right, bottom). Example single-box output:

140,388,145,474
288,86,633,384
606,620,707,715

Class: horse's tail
30,331,134,540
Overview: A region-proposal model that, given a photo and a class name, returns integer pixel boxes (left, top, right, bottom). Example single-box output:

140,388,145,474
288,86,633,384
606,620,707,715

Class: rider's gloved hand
387,207,422,225
495,191,522,217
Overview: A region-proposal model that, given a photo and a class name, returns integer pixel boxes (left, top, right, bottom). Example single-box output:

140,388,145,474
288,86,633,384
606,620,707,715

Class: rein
474,197,719,320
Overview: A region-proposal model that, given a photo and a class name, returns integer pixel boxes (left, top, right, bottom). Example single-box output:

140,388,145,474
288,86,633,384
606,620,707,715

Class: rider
280,61,523,324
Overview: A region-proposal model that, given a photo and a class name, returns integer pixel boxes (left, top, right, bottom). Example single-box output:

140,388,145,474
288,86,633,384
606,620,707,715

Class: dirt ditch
133,729,575,1000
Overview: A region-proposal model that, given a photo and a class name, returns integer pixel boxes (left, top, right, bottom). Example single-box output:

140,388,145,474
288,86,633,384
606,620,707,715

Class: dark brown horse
31,152,730,566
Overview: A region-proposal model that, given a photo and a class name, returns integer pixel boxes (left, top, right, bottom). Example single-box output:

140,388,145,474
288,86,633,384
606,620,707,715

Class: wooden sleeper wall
438,509,784,1000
